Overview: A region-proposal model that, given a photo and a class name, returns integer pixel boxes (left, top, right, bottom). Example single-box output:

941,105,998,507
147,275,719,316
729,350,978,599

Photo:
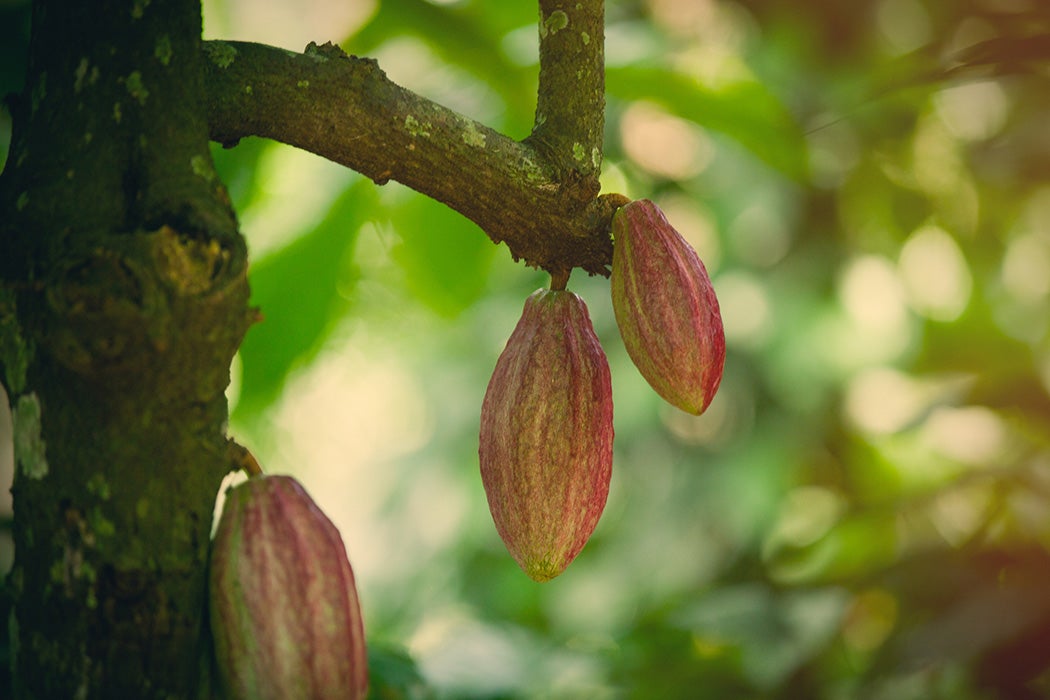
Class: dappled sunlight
662,377,751,448
919,406,1009,467
371,36,507,125
806,117,861,188
898,224,972,322
203,0,375,48
911,116,969,198
728,202,794,268
838,255,909,332
244,331,441,586
649,0,758,84
603,21,664,68
1001,232,1050,304
833,256,915,369
877,0,932,53
410,613,531,696
764,486,847,557
409,612,610,697
239,144,356,257
715,271,772,348
620,101,714,180
541,558,639,637
935,80,1009,142
845,367,928,435
647,0,721,41
678,585,850,691
674,44,757,91
930,484,995,547
500,24,541,67
275,343,433,472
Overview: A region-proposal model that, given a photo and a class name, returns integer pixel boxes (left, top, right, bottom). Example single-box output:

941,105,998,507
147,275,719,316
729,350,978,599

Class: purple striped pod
611,199,725,415
479,288,614,582
209,475,368,700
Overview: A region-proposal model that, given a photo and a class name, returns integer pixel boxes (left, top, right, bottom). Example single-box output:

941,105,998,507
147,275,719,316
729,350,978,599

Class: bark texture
0,0,252,697
201,32,619,278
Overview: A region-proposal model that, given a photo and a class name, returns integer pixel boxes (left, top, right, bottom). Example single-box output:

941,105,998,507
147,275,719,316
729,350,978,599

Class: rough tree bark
0,0,613,697
0,0,253,696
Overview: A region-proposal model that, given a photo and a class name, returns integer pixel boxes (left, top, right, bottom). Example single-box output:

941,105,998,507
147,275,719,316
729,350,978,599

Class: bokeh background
3,0,1050,697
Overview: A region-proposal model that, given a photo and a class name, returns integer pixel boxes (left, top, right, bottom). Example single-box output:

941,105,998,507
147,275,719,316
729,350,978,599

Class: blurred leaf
387,193,496,318
675,584,849,691
879,33,1050,92
767,508,900,585
616,617,752,700
209,138,273,215
367,643,433,700
950,34,1050,75
607,66,809,179
234,180,375,418
872,546,1050,695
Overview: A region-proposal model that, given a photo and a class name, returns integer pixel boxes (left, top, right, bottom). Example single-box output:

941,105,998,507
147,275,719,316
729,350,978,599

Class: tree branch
529,0,606,185
201,23,620,277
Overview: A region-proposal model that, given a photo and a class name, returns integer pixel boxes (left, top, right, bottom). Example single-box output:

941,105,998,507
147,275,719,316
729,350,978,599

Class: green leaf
607,65,809,179
233,180,375,418
676,585,849,691
387,192,496,318
367,643,433,700
209,138,272,215
766,509,900,584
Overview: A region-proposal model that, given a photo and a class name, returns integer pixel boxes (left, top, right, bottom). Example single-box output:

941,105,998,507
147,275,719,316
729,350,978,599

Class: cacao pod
209,475,368,700
479,288,614,582
610,198,725,415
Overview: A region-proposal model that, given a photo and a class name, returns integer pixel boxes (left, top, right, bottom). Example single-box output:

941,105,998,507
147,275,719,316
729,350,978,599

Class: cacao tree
4,0,1050,698
0,0,625,696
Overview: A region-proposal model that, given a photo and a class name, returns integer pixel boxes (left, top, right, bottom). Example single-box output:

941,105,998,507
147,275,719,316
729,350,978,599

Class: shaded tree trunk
0,0,251,697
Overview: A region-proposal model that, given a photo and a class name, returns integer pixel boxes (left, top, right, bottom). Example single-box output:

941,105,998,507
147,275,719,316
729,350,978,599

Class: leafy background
4,0,1050,697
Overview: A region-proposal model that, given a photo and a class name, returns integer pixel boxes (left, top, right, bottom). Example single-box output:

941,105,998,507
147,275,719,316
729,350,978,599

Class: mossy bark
0,0,252,697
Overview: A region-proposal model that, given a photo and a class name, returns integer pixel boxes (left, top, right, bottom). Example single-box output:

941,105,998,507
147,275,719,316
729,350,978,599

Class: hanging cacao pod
479,288,614,582
610,198,725,415
208,475,368,700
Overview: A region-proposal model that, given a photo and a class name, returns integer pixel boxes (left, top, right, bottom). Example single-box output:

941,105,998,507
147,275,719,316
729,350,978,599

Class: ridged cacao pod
209,475,368,700
479,288,614,582
611,199,726,415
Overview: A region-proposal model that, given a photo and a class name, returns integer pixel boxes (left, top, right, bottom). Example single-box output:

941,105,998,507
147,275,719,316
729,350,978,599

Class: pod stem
550,268,571,291
228,440,264,477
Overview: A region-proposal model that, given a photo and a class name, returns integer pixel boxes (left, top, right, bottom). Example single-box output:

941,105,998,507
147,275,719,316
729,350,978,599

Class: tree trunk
0,0,251,697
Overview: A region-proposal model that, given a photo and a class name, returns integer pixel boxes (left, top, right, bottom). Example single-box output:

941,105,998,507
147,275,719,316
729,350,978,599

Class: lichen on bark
201,0,617,277
0,0,252,697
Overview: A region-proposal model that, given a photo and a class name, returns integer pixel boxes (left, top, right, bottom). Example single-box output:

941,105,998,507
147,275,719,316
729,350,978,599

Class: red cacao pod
479,288,614,582
610,199,726,415
208,475,368,700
